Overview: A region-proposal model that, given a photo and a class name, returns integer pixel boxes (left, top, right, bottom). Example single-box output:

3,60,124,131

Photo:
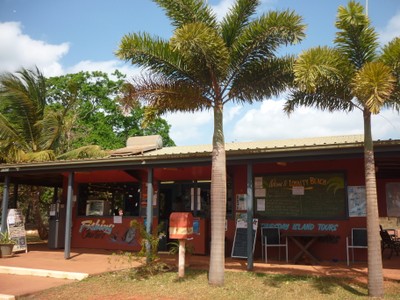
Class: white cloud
0,21,139,79
229,99,400,142
379,11,400,44
0,22,69,76
160,98,400,146
67,60,141,79
224,105,242,123
211,0,236,20
163,110,213,145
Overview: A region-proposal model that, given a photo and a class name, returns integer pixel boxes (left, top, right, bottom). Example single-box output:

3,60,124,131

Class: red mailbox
169,212,193,239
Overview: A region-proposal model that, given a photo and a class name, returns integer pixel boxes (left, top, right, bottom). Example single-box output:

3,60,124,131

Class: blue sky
0,0,400,146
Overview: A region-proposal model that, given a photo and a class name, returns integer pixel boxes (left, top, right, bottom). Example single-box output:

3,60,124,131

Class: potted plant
0,231,16,258
168,240,195,267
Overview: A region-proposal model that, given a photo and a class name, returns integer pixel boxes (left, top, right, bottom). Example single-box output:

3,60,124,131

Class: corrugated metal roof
2,134,397,173
141,134,365,157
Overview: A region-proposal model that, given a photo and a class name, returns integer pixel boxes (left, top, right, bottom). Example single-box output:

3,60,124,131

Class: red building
1,134,399,263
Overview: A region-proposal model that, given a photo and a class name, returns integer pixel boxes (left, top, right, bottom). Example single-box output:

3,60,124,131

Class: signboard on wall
254,172,347,219
386,183,400,217
348,186,366,217
7,209,27,253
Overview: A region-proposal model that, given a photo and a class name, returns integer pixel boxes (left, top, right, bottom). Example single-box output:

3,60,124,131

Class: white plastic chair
261,227,288,263
346,228,367,266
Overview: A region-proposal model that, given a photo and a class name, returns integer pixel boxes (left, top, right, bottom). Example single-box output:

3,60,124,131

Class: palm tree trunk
208,102,226,286
363,110,384,297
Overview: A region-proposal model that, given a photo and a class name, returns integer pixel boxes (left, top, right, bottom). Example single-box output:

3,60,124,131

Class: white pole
178,239,186,278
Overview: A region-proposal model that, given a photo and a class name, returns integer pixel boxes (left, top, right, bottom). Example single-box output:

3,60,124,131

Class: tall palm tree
0,67,108,239
116,0,305,285
284,1,400,297
0,67,61,162
0,67,61,239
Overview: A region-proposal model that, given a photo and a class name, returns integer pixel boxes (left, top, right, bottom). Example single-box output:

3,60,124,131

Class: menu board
7,209,27,253
254,172,347,220
231,218,258,258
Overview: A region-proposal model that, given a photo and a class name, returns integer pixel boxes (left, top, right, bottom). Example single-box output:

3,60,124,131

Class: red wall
71,216,143,251
63,157,396,262
227,158,369,262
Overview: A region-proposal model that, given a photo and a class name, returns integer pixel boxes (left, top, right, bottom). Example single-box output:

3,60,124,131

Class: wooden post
178,239,186,278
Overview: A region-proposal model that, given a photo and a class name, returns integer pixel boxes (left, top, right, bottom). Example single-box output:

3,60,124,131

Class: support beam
1,176,10,233
64,172,74,259
246,162,254,270
146,168,153,263
12,183,18,209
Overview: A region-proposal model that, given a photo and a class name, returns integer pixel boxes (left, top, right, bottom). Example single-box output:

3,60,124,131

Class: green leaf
170,22,230,81
352,61,396,114
334,1,379,69
220,0,260,48
153,0,217,29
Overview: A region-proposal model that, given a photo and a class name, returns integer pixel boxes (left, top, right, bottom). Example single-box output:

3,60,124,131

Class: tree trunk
363,110,384,297
208,102,226,286
30,186,49,240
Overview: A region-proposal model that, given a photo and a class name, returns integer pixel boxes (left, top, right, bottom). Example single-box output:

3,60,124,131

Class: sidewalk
0,243,399,299
0,243,141,299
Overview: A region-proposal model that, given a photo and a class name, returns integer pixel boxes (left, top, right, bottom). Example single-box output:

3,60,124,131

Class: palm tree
0,67,61,163
0,67,61,239
116,0,305,285
284,1,400,297
0,67,108,239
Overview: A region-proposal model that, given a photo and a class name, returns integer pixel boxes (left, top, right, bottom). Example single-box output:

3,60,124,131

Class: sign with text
255,172,347,219
231,218,258,258
7,209,27,253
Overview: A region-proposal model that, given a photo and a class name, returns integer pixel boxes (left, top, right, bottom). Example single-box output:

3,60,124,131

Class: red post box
169,212,193,239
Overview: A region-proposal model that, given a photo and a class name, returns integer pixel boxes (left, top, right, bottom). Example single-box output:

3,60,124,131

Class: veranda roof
1,134,399,187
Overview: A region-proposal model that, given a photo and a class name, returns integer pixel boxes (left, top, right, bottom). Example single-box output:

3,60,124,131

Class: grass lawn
21,267,400,300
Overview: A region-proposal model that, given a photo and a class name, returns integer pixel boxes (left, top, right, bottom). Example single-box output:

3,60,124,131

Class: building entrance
158,181,210,253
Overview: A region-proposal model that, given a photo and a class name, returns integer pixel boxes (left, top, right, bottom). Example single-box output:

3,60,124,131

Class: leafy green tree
284,1,400,297
116,0,305,285
46,70,175,152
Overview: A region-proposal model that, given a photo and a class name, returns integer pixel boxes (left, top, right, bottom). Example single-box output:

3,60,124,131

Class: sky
0,0,400,146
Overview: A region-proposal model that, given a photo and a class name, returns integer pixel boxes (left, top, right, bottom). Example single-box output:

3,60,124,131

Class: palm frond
380,37,400,73
0,142,26,163
0,67,47,152
170,22,230,81
380,37,400,107
220,0,259,48
334,1,379,69
23,150,55,162
294,46,354,93
0,113,25,144
127,73,211,113
352,62,396,114
36,109,64,151
284,89,354,115
116,32,194,83
56,145,108,160
230,9,305,77
229,55,294,102
153,0,217,29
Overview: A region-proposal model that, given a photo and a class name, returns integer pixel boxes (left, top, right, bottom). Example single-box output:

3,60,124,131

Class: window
77,183,140,217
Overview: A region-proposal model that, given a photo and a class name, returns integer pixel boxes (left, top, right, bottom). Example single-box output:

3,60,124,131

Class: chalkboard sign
7,209,28,253
254,172,347,220
231,219,258,258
